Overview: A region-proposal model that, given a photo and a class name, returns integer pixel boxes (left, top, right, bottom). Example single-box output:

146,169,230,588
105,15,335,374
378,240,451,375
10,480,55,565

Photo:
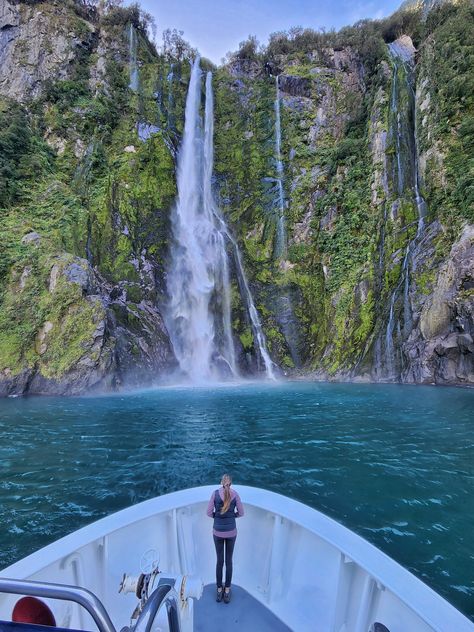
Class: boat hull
0,486,472,632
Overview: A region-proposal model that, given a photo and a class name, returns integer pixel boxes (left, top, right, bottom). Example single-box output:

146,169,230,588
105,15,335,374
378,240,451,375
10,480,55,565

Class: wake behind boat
0,486,472,632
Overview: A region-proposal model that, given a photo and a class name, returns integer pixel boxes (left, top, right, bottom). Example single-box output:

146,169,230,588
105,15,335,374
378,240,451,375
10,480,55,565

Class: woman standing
206,474,244,603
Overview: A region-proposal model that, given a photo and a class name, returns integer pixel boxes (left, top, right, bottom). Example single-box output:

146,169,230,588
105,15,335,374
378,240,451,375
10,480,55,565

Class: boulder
21,232,41,246
278,75,312,98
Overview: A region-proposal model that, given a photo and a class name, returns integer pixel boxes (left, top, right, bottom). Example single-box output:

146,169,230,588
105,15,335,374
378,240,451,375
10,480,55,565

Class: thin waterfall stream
274,76,286,259
128,23,139,92
203,71,237,377
381,40,428,380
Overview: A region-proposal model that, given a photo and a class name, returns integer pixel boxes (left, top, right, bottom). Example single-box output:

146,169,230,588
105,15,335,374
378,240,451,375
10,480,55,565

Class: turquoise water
0,381,473,620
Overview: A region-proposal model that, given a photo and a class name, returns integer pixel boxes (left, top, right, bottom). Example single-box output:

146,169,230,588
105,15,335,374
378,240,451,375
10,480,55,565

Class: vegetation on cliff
0,0,472,392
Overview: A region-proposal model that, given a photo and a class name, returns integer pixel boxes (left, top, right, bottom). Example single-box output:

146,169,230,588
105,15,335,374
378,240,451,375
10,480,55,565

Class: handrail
0,578,116,632
133,584,180,632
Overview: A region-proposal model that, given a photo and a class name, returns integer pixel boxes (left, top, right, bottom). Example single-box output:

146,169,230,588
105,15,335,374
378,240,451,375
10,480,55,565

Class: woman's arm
206,493,215,518
234,492,244,517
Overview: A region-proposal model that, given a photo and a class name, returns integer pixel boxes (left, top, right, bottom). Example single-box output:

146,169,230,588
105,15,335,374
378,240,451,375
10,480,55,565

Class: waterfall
165,57,217,382
388,41,427,228
207,70,276,379
380,40,428,380
390,63,405,196
203,71,237,377
271,77,302,368
273,76,286,259
128,24,139,92
213,213,277,380
165,59,275,381
166,63,175,130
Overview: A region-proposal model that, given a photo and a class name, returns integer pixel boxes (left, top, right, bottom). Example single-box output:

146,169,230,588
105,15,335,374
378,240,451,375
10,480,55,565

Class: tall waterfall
165,59,275,382
380,40,428,380
128,24,139,92
273,76,286,259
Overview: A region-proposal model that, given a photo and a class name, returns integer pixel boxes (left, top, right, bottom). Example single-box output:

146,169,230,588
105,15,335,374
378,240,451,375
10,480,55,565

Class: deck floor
193,585,292,632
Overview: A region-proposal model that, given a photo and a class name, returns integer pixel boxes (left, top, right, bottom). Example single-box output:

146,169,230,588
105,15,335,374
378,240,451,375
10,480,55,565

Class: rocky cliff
0,0,472,394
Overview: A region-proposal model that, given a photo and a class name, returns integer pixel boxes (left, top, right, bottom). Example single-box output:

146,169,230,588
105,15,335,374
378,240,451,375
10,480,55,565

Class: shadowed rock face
403,225,474,385
278,75,312,98
0,0,97,101
0,256,176,397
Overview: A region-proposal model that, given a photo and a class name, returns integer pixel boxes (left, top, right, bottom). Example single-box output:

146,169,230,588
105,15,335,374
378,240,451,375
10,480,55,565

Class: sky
134,0,403,64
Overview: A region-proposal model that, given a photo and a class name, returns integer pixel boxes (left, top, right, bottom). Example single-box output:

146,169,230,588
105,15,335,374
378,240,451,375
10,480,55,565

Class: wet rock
457,333,473,353
64,262,90,291
278,75,312,98
320,206,337,231
137,123,160,141
0,369,33,398
226,58,261,79
0,1,96,100
36,321,54,355
49,256,93,294
388,35,416,64
19,266,32,289
404,224,474,385
21,232,41,246
0,0,19,30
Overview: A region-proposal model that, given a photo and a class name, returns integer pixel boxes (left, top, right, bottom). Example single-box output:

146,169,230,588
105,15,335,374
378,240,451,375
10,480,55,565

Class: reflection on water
0,381,473,619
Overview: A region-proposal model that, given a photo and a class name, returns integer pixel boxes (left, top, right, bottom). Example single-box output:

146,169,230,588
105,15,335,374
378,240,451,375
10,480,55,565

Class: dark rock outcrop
0,0,97,101
278,75,312,98
403,225,474,384
0,256,176,397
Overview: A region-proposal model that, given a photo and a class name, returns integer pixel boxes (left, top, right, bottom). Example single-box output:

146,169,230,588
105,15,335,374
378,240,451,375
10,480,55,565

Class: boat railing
0,578,116,632
132,583,180,632
0,578,180,632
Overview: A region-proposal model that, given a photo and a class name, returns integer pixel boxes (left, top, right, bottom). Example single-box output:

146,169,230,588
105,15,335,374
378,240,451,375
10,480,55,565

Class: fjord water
0,382,473,620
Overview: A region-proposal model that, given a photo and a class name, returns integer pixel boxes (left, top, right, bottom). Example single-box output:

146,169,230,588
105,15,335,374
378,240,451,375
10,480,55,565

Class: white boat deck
194,585,291,631
0,486,472,632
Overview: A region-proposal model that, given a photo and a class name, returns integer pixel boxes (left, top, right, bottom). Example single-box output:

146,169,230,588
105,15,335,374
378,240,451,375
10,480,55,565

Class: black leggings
213,535,236,588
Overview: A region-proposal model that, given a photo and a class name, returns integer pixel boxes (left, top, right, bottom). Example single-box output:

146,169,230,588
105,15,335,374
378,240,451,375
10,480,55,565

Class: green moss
40,298,104,378
0,332,24,372
416,268,437,296
353,290,375,344
239,328,254,351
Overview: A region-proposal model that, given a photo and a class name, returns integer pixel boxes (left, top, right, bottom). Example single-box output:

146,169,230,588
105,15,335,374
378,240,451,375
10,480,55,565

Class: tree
161,28,196,62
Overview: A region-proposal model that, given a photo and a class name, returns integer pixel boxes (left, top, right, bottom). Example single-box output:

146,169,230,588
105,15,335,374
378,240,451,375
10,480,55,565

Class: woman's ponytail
220,473,232,514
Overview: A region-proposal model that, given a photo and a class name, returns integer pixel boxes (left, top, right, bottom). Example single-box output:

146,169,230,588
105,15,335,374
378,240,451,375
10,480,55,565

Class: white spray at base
165,58,276,382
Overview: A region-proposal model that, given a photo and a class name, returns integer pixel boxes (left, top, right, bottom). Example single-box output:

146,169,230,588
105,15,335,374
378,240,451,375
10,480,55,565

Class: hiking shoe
216,588,223,602
223,589,231,604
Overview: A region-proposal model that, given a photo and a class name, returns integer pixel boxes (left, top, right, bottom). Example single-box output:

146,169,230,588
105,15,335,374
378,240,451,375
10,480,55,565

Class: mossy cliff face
0,0,472,394
0,0,185,394
212,3,473,385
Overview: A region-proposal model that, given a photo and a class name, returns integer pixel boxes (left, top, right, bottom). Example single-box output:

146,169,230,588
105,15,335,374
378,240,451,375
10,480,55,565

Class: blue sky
136,0,403,63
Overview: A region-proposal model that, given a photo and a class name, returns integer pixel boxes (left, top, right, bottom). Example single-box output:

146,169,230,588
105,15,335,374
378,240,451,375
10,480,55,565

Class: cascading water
166,63,175,130
270,77,302,367
213,213,277,380
203,71,237,377
128,24,139,92
379,39,428,380
273,76,286,259
165,58,219,381
165,59,275,381
205,69,276,379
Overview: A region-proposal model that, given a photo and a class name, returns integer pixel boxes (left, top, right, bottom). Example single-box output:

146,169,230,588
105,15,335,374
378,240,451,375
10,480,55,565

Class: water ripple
0,381,472,620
